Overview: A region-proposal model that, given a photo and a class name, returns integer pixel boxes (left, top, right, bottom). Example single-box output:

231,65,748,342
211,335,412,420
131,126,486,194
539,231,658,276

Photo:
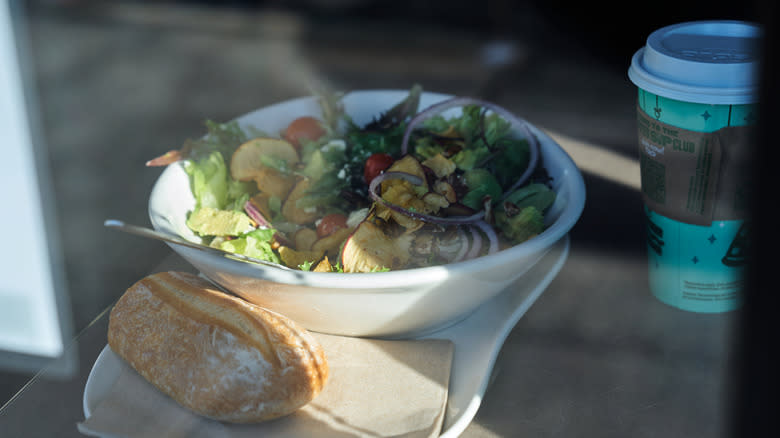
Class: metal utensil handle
104,219,289,270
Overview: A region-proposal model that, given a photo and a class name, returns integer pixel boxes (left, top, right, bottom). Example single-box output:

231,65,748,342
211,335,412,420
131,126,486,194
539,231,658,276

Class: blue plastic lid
628,20,762,104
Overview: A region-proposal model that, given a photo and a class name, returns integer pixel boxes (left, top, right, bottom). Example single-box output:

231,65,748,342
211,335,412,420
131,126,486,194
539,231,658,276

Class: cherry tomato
317,213,349,238
364,153,394,185
283,116,326,150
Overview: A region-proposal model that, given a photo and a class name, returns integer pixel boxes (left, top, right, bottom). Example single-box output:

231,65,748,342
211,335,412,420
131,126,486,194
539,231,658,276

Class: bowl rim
149,89,586,289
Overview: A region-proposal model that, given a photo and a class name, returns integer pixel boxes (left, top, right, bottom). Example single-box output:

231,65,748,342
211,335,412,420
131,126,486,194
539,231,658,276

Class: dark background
175,0,762,65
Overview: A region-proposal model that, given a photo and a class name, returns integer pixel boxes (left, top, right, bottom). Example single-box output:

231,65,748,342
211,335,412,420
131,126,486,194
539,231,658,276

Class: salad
147,85,556,273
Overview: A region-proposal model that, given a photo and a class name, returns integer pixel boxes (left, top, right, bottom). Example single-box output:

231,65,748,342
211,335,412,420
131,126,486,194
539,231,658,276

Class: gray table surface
0,2,741,437
0,235,739,438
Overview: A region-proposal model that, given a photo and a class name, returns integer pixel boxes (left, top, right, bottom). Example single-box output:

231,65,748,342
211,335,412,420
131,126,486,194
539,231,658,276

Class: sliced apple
230,137,299,181
281,178,319,225
340,220,412,273
253,167,296,199
311,227,352,256
293,227,318,251
248,192,274,220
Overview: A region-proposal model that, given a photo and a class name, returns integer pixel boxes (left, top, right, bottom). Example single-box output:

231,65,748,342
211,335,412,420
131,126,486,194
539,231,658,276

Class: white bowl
148,90,586,338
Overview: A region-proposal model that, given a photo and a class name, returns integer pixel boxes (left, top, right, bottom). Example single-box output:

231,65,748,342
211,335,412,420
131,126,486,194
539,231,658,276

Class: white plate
83,236,569,437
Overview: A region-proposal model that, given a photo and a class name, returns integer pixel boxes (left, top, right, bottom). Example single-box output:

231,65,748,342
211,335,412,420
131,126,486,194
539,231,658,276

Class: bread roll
107,271,328,423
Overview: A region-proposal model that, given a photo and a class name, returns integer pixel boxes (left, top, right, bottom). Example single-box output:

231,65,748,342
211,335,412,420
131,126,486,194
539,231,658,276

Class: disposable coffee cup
628,20,761,312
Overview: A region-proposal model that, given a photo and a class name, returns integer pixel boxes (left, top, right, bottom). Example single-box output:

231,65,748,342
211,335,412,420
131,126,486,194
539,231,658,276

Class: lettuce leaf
184,151,255,212
502,183,556,212
495,183,556,243
186,207,254,236
184,151,228,210
495,206,545,244
218,228,280,263
417,105,530,189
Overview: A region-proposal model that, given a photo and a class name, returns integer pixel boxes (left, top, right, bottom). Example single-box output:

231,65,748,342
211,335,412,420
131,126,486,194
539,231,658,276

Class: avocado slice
186,207,255,236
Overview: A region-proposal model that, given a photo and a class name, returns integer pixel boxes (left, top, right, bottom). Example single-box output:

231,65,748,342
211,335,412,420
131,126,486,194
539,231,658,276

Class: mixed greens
147,85,557,273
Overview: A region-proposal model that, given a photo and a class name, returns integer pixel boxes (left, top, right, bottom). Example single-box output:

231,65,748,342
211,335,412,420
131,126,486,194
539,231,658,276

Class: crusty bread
107,271,328,423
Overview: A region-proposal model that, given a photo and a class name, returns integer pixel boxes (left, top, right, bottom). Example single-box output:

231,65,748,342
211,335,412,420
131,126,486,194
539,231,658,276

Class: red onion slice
452,227,470,263
244,200,271,228
244,200,293,246
400,97,540,194
465,226,483,260
368,171,485,225
474,220,499,255
368,171,423,193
